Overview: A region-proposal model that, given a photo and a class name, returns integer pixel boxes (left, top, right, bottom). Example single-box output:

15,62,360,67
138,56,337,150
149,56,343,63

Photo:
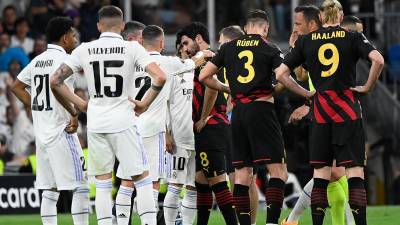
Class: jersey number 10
90,60,124,98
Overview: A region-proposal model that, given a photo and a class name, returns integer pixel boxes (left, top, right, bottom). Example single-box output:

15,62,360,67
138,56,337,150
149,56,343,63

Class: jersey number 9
237,50,255,83
318,43,339,77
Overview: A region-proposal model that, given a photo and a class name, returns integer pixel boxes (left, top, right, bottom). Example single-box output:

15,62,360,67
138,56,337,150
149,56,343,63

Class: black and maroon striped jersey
284,26,376,123
193,59,229,125
210,34,283,106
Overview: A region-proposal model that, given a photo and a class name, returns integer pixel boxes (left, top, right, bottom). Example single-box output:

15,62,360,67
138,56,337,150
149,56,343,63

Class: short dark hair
98,5,123,20
179,22,210,45
219,25,244,40
122,21,145,39
246,9,269,25
142,25,163,44
295,5,322,28
15,17,29,27
3,5,16,14
46,17,73,43
341,15,362,26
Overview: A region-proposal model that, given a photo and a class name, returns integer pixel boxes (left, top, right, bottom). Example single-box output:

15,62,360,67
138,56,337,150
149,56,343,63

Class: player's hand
289,30,299,48
65,115,79,134
201,50,215,58
288,105,310,124
350,85,370,94
165,132,176,154
194,116,211,133
129,96,148,116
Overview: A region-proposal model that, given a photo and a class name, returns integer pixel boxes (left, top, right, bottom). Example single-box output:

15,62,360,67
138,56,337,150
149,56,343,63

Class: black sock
233,184,251,225
265,178,285,224
195,182,213,225
211,181,238,225
348,177,367,225
311,178,329,225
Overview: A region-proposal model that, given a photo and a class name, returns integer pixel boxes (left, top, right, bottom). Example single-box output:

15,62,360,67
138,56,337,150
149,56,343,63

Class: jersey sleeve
210,44,226,68
283,36,305,70
132,42,155,69
353,33,376,60
64,47,83,73
17,62,32,86
271,46,284,70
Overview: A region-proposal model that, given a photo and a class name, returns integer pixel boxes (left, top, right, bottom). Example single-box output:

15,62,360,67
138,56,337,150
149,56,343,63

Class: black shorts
195,124,228,177
310,119,366,168
231,101,285,168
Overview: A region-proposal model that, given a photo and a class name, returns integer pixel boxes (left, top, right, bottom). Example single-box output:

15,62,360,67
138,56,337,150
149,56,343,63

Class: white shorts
88,125,148,178
36,132,87,190
165,147,196,187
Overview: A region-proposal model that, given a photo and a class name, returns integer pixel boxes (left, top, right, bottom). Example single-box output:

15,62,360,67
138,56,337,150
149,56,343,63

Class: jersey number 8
318,43,339,77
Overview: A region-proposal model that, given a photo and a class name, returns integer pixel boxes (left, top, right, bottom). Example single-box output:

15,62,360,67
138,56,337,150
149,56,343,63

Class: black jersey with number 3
284,26,376,123
210,34,283,106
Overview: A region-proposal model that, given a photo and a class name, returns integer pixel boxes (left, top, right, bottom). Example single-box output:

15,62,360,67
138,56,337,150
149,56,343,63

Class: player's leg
114,177,134,225
35,140,59,225
234,166,253,225
142,132,166,207
50,132,90,225
114,125,157,225
309,122,334,225
195,170,213,225
88,132,115,225
284,178,314,225
247,101,288,225
250,173,258,225
328,164,347,225
336,120,367,225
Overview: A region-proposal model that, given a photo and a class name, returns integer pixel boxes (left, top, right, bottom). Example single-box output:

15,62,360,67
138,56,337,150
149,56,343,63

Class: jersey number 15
90,60,124,98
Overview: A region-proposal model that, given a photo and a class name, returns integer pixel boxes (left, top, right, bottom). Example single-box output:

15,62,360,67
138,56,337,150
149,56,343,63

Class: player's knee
152,181,160,190
346,166,364,179
234,167,253,185
331,166,346,181
121,179,134,188
268,164,288,182
314,166,332,180
186,185,196,191
95,173,112,180
169,183,184,189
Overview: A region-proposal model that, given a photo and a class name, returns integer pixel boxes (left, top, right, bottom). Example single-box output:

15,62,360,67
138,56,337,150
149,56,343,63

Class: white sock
95,178,113,225
116,185,134,225
345,202,354,225
41,190,60,225
153,189,159,209
181,189,197,225
72,187,89,225
134,177,157,225
287,178,313,223
163,185,181,225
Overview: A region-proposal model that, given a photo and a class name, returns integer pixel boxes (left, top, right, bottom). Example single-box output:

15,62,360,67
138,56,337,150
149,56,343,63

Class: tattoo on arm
53,63,73,86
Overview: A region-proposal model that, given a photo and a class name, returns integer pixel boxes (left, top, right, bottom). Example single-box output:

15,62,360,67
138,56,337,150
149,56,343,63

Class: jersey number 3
90,60,124,98
237,50,255,83
318,43,339,77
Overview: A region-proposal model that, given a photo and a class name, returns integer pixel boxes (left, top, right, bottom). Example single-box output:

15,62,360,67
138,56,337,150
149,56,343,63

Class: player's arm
351,50,384,93
275,64,314,98
199,62,230,93
11,79,31,109
195,86,218,133
50,63,87,115
132,62,167,115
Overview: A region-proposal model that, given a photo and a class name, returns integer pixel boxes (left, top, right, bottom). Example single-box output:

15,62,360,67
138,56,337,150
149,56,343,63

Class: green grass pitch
0,206,398,225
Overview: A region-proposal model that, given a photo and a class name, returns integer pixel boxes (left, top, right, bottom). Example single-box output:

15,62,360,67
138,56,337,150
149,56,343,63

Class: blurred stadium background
0,0,399,224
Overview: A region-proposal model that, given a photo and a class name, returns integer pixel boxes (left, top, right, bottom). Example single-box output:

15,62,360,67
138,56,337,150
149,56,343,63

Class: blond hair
320,0,343,24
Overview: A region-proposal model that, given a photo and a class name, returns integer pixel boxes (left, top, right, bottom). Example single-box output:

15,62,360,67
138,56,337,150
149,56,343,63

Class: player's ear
195,34,203,44
120,21,125,33
96,22,101,33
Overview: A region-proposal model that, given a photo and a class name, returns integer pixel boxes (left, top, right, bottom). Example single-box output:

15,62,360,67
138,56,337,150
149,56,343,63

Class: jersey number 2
237,50,255,83
318,43,339,77
90,60,124,98
32,74,52,111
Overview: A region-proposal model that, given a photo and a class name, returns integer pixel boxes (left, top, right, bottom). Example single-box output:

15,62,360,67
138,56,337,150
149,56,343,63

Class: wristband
151,83,163,92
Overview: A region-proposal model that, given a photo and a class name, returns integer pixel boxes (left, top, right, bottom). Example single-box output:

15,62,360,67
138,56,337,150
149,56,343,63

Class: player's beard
186,42,201,58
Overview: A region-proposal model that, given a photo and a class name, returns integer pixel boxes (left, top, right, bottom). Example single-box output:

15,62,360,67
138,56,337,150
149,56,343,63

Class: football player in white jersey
50,6,167,225
11,17,89,225
163,39,197,225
